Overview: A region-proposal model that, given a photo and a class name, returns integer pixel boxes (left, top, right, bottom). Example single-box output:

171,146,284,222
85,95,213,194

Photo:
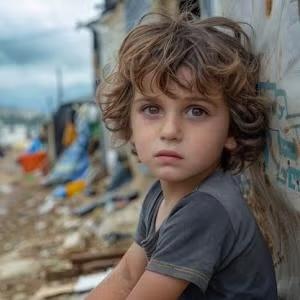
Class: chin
154,171,187,183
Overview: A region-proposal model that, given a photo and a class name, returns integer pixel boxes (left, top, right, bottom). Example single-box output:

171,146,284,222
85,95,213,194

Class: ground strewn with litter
0,150,143,300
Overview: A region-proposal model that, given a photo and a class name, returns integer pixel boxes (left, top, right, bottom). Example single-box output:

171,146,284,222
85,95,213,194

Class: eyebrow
133,95,218,108
183,96,218,108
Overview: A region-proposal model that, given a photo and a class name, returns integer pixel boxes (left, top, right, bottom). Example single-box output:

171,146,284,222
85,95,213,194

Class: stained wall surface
205,0,300,211
203,1,300,298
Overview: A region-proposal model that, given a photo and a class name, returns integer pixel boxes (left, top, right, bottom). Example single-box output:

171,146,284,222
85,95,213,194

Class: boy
87,12,278,299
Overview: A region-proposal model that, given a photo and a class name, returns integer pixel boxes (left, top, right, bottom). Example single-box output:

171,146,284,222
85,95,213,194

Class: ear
224,136,237,151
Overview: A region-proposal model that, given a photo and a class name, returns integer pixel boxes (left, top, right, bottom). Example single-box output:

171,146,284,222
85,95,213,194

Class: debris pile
0,102,153,299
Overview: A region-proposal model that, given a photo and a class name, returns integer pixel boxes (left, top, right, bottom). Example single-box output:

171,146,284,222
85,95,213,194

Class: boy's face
130,68,237,183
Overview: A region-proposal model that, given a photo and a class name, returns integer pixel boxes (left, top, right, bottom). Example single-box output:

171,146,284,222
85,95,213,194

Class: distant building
91,0,200,83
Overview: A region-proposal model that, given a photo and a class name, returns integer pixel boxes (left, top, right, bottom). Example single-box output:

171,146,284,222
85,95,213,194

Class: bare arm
86,242,147,300
126,270,189,300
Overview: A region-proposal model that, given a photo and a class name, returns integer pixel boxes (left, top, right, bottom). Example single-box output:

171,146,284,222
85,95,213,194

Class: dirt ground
0,149,130,300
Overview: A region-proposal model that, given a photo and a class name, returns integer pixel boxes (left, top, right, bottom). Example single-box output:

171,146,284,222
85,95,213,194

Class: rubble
0,257,41,281
0,147,152,299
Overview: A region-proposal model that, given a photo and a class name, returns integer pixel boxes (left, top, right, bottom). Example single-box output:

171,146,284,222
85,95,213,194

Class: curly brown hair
97,12,271,174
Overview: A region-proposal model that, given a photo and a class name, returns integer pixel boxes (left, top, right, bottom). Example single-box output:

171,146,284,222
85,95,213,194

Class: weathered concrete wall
152,0,178,13
93,2,127,174
201,1,300,298
203,0,300,212
124,0,151,31
97,2,126,74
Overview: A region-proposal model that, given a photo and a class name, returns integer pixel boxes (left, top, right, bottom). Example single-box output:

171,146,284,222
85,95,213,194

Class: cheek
134,131,153,153
132,134,152,164
187,123,230,155
130,112,154,140
130,119,152,154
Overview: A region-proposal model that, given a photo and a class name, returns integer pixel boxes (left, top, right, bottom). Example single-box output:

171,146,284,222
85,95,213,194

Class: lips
155,150,183,159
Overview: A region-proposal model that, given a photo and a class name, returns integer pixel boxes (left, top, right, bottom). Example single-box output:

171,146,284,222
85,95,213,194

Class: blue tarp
43,118,90,185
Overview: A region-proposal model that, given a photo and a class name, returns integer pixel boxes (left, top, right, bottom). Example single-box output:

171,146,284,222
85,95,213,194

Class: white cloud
0,0,101,35
0,0,102,112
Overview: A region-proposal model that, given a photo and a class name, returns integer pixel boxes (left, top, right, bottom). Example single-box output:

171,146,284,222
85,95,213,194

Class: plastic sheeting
43,116,90,186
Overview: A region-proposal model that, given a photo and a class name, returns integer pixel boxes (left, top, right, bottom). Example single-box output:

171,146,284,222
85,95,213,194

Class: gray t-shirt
135,169,278,299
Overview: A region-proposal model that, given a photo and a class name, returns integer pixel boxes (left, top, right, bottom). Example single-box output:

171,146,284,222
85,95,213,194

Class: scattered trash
0,184,13,194
0,257,41,281
72,190,139,217
74,269,112,292
60,232,87,256
62,218,81,231
72,190,118,216
103,232,132,246
17,151,47,173
104,190,139,213
42,114,91,186
0,102,150,299
33,283,74,300
106,157,132,192
33,269,112,299
38,195,56,215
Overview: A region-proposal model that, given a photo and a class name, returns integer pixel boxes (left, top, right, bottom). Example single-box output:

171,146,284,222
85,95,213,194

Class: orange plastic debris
65,180,86,197
18,151,48,173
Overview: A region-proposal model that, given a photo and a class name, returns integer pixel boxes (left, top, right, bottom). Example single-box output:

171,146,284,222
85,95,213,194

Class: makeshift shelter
52,101,85,158
43,102,102,186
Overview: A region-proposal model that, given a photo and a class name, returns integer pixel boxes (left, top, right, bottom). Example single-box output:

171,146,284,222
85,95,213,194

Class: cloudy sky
0,0,101,114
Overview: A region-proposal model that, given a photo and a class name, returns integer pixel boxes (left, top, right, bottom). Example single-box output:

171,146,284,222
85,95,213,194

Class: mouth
154,150,183,159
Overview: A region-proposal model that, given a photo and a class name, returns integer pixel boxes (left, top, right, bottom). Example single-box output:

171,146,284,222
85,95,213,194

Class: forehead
134,67,224,104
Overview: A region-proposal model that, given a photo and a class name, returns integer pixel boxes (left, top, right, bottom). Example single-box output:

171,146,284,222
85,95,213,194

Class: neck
160,165,221,208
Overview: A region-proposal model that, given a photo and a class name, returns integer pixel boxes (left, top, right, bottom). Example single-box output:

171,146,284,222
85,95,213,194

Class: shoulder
166,169,255,238
197,170,255,229
168,190,234,233
193,170,258,240
174,190,229,216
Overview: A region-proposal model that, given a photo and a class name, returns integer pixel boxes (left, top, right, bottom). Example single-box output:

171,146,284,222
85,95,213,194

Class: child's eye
186,106,207,118
142,105,160,115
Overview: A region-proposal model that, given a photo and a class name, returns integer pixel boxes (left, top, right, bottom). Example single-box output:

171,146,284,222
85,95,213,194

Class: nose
160,112,182,142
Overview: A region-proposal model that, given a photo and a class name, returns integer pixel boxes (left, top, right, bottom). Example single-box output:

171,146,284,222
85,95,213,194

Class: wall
201,1,300,298
124,0,151,31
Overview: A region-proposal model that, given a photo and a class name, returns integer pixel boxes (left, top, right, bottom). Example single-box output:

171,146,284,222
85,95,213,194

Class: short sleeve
146,192,236,292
